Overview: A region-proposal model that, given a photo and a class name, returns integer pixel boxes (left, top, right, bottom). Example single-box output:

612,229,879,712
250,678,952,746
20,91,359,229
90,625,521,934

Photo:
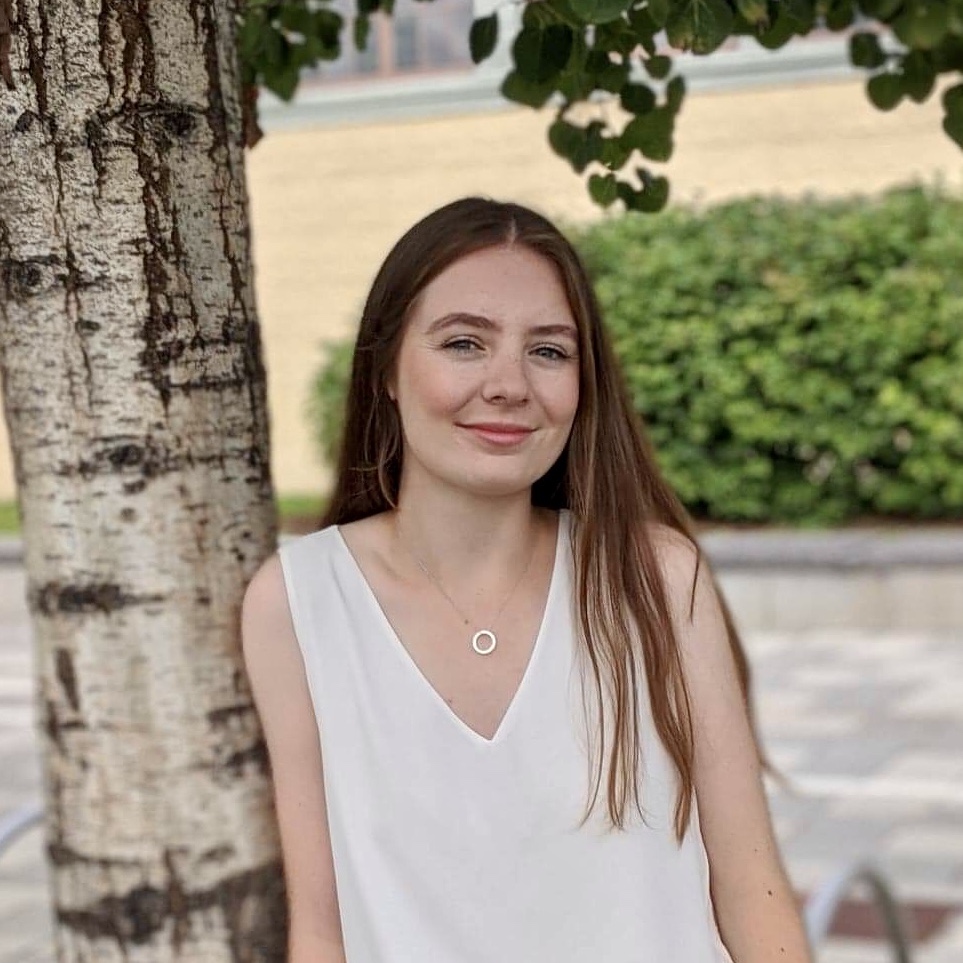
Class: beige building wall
0,76,959,504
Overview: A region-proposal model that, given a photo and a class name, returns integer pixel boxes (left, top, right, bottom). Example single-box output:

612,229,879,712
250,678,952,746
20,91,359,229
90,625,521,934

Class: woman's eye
443,338,481,353
533,345,570,361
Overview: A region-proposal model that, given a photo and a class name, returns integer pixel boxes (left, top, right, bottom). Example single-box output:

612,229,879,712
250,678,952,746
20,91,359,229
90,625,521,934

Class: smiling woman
385,245,580,502
241,197,814,963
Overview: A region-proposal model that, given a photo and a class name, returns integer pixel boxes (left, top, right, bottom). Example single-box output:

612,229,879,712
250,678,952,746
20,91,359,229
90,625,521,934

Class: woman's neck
387,488,549,588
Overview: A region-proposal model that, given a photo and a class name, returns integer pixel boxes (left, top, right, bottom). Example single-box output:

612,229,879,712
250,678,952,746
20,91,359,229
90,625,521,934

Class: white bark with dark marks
0,1,285,960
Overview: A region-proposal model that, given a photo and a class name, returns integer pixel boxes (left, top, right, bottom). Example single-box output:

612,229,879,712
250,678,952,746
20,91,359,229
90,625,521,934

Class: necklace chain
396,523,537,656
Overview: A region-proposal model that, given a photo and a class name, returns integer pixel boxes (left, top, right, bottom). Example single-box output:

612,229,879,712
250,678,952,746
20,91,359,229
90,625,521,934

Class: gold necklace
396,526,537,656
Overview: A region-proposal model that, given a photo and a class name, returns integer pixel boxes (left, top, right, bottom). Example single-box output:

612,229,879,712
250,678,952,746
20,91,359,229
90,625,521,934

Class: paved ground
1,562,961,962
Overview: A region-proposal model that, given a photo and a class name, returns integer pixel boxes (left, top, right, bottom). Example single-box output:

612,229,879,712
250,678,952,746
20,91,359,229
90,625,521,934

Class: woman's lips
459,424,534,447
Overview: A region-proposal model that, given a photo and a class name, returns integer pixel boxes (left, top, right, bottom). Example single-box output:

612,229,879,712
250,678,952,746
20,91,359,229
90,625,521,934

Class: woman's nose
480,348,529,403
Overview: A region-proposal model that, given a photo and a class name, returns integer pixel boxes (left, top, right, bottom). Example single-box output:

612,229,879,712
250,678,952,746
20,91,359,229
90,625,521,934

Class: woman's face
389,244,581,501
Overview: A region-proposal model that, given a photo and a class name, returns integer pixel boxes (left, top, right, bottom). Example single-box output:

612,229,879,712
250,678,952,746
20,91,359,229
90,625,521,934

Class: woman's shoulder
643,521,700,568
638,521,707,614
244,523,346,615
277,519,350,567
240,551,292,667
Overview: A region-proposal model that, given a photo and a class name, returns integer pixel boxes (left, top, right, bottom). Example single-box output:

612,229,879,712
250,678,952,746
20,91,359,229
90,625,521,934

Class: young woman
241,197,813,963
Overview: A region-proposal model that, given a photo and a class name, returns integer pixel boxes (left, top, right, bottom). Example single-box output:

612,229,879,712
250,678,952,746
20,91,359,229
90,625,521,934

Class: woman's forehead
412,245,574,325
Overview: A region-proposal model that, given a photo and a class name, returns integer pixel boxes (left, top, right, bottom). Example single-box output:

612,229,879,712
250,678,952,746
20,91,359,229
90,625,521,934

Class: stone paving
0,563,961,963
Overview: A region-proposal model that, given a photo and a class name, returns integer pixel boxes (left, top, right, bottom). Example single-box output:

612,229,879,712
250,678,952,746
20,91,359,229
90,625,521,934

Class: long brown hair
320,197,766,841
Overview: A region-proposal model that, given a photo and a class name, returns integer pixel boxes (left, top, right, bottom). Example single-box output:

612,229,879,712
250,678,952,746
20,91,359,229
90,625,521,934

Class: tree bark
0,1,285,960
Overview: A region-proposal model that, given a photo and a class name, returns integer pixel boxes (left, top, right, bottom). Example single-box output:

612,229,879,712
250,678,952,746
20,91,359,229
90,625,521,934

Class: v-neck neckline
332,510,567,747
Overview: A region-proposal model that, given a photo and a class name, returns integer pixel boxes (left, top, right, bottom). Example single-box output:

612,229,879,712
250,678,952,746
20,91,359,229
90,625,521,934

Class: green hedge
309,183,963,525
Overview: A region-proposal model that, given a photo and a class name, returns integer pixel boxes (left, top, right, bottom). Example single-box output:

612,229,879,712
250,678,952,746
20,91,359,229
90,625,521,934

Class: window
302,0,474,85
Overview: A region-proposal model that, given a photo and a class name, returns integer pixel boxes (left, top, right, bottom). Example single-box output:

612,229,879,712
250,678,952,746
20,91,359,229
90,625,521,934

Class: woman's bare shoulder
242,551,288,626
643,522,700,574
239,554,302,699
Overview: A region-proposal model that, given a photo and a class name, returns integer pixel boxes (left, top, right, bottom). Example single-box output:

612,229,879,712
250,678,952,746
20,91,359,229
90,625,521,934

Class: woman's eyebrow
530,323,579,339
425,312,578,339
425,312,496,335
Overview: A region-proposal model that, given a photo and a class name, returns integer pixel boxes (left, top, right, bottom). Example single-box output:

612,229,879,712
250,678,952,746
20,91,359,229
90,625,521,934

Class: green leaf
665,0,735,54
756,10,796,49
600,134,630,169
258,24,286,69
238,13,266,64
567,0,631,25
733,0,768,25
469,14,499,64
627,6,659,54
931,34,963,73
666,75,686,114
857,0,902,18
732,0,767,28
949,0,963,34
594,18,641,55
781,0,815,29
621,107,674,161
943,82,963,115
523,1,561,29
900,50,936,103
615,181,636,206
621,82,656,115
544,0,585,28
589,173,619,207
644,54,673,79
618,170,669,212
353,13,370,51
636,172,670,212
316,12,343,54
570,121,606,172
263,60,300,101
357,0,381,15
892,2,949,50
943,83,963,146
849,31,887,69
501,69,557,109
824,0,855,30
513,24,574,83
646,0,669,28
867,72,904,110
548,118,585,158
314,9,344,45
943,108,963,148
556,32,594,99
585,48,630,91
279,3,314,35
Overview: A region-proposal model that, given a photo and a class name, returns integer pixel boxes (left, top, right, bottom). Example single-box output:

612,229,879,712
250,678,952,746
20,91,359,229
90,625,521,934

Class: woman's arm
657,530,814,963
241,554,347,963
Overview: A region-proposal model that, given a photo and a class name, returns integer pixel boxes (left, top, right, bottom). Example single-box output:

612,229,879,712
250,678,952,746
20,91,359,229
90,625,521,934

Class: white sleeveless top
279,509,734,963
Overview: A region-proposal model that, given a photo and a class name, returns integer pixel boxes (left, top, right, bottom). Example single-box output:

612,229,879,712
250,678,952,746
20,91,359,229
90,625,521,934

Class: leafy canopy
240,0,963,212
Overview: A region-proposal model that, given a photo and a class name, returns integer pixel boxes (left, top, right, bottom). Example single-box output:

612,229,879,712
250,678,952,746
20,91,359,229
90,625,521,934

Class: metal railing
804,860,915,961
0,801,43,861
2,803,917,961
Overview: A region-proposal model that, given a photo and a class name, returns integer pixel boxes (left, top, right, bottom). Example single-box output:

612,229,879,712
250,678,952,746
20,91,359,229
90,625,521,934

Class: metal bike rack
0,801,44,863
804,860,915,962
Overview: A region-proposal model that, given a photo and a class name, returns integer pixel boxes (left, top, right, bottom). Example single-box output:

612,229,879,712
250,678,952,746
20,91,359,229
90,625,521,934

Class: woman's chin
456,471,546,500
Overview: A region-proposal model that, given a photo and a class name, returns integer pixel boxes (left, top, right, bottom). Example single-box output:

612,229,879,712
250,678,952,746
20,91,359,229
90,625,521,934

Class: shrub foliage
310,184,963,525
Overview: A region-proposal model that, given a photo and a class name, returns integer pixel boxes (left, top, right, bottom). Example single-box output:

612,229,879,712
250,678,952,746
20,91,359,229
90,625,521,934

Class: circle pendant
471,630,497,656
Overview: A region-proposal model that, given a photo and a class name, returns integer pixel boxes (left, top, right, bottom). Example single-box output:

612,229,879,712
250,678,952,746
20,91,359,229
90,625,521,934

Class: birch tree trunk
0,1,285,960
